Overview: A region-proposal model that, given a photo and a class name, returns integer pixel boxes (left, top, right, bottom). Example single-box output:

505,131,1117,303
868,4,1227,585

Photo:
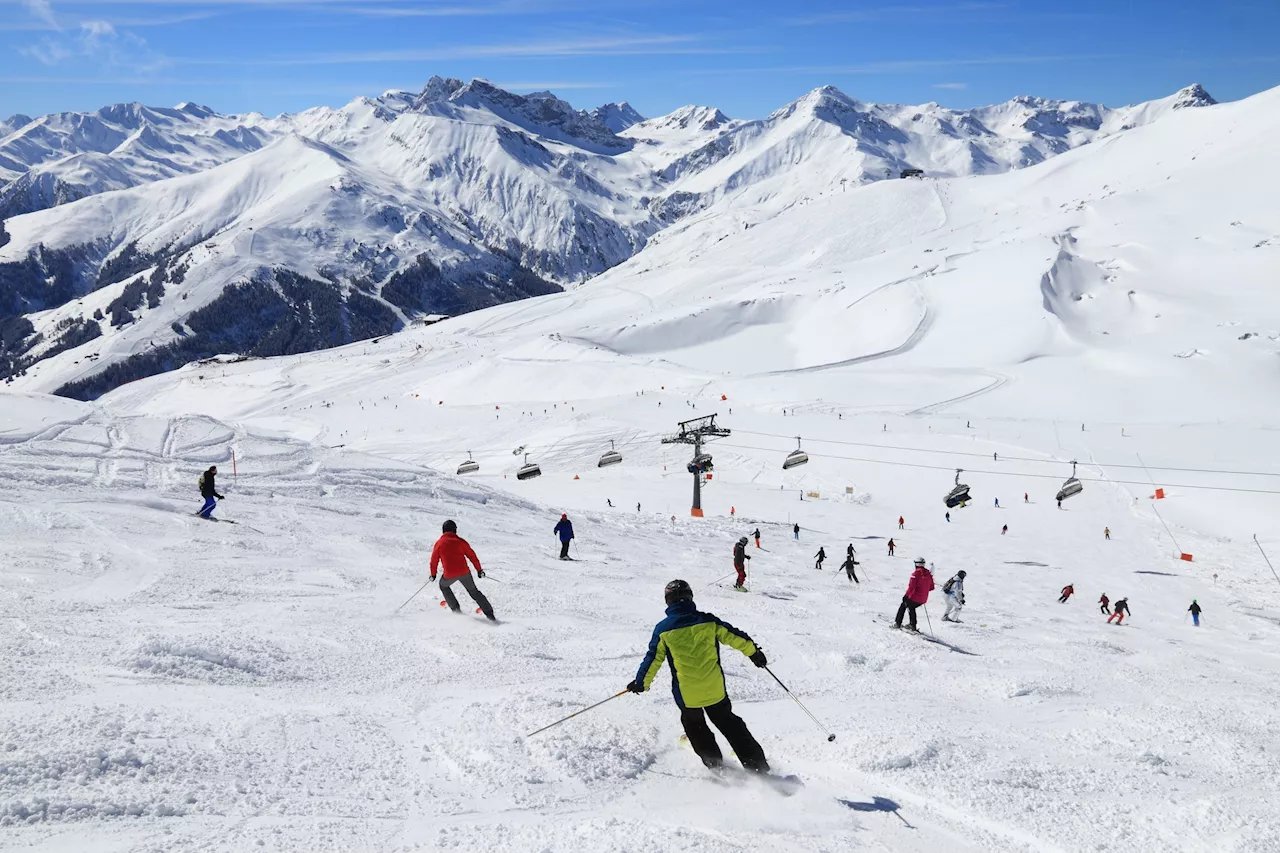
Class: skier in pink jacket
893,558,935,633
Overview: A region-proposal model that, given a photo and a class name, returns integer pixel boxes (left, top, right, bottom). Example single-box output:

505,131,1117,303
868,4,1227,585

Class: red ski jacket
430,532,482,579
905,567,935,604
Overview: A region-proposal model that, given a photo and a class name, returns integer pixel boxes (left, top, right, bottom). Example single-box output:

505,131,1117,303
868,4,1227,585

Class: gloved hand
216,493,225,500
745,554,751,561
626,680,645,694
749,649,767,668
477,569,486,578
429,573,437,582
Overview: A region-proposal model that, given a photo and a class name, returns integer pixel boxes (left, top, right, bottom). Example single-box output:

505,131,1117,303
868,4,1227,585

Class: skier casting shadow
627,580,770,773
430,520,495,621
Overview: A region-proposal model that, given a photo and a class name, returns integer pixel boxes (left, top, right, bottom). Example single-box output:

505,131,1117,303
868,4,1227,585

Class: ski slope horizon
2,76,1280,852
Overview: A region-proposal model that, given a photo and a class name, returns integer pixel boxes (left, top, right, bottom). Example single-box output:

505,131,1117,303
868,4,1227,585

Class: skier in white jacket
942,570,967,622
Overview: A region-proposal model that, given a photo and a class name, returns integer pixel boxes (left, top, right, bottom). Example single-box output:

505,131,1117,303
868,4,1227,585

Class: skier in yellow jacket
627,579,770,772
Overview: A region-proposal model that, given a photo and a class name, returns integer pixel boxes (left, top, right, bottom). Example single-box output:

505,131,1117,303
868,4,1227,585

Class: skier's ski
677,735,802,796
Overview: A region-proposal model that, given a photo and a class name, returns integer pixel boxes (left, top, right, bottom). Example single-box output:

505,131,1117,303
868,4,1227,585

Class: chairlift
456,451,479,475
945,468,971,508
516,453,542,481
782,436,809,470
598,440,623,468
687,453,714,475
1056,460,1083,502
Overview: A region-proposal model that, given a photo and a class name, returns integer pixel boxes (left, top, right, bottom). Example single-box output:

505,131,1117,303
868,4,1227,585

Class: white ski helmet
914,557,926,567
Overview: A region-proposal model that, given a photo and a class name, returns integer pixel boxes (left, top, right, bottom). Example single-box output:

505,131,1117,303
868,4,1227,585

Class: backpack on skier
197,473,206,493
943,577,956,595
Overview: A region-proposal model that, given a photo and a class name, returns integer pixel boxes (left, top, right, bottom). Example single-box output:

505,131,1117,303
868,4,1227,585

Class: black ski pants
681,697,768,772
441,573,493,619
559,540,571,559
843,561,859,582
894,595,920,629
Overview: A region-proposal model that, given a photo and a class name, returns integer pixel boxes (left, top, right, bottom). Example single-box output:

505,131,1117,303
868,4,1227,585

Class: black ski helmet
442,519,458,534
738,536,748,545
957,570,967,579
664,579,693,605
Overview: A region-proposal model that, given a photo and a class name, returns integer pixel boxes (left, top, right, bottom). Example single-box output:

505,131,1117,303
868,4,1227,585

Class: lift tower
662,414,730,518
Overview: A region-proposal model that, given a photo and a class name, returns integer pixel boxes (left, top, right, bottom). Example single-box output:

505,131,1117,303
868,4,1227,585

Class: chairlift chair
945,468,971,508
687,453,714,475
516,453,542,481
598,440,623,468
456,451,479,475
782,436,809,470
1056,460,1083,502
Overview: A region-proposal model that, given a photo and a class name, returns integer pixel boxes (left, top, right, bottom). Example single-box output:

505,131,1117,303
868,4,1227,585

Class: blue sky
1,0,1277,121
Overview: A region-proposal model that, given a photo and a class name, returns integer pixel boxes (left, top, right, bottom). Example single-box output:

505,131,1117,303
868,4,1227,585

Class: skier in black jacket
197,466,224,519
814,547,826,570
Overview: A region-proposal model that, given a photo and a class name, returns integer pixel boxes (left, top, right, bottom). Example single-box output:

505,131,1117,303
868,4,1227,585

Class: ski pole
1256,535,1280,589
526,690,628,738
394,578,435,614
763,666,836,742
923,603,936,640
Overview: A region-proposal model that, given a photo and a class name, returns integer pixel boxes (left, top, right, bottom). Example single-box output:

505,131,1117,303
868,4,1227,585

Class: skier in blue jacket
553,513,574,560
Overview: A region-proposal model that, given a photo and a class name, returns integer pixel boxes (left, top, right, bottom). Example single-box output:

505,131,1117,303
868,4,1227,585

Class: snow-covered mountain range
0,78,1218,398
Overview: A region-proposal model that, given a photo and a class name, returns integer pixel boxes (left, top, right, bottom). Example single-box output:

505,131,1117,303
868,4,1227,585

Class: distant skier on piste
1099,593,1111,614
627,579,770,773
814,547,826,570
430,519,495,621
793,523,800,541
893,558,934,632
1108,597,1130,625
1059,584,1075,603
554,513,574,560
753,528,761,548
1188,600,1202,626
887,538,896,556
942,570,966,622
732,537,751,590
197,466,224,519
840,552,859,583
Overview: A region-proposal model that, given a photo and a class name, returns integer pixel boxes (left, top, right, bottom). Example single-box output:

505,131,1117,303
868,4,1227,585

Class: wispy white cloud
18,15,172,74
691,54,1126,76
21,0,60,28
178,33,745,66
933,82,967,90
0,10,216,31
785,3,1007,26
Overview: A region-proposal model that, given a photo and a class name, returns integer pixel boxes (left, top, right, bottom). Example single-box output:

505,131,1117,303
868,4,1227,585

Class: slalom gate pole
1255,535,1280,589
923,603,936,640
763,666,836,742
526,690,628,738
232,449,238,484
394,578,435,614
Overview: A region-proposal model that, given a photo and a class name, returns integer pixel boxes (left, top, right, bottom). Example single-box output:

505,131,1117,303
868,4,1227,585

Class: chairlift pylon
598,439,623,468
782,436,809,470
1056,460,1083,502
516,453,542,481
945,468,971,508
456,451,479,475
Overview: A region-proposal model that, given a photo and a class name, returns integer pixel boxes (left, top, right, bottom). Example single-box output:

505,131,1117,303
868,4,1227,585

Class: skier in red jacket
1058,584,1074,604
430,520,495,621
893,558,934,632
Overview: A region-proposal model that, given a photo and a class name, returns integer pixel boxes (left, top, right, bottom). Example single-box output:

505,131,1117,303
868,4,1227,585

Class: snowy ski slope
2,85,1280,851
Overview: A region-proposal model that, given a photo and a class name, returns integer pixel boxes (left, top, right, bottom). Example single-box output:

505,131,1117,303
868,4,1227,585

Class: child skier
942,570,966,622
1059,584,1075,603
1099,593,1111,614
628,580,770,773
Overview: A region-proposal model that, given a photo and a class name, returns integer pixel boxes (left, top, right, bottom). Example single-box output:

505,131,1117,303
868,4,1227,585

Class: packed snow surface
3,85,1280,852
